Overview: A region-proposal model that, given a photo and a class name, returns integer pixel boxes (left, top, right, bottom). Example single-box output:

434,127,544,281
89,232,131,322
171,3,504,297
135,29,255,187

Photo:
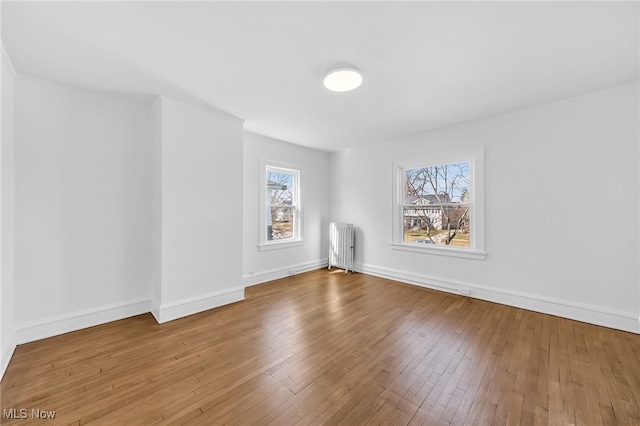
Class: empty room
1,1,639,425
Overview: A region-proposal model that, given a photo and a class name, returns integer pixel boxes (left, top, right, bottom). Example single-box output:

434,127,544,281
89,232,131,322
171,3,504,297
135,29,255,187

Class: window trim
391,145,486,260
258,159,304,251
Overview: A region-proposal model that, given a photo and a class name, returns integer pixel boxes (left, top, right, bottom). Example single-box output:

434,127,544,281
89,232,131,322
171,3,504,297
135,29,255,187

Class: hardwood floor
2,269,640,425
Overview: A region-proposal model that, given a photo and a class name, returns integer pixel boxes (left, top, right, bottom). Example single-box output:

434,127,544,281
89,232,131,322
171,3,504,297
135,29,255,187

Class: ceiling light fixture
323,68,363,92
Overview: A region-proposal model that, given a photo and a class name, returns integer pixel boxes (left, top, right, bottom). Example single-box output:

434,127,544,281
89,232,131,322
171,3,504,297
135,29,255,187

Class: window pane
402,161,470,248
404,162,470,204
403,204,470,247
269,206,294,240
267,170,295,206
266,167,298,242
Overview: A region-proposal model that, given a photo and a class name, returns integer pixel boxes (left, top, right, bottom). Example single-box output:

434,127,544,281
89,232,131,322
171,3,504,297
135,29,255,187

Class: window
392,146,486,260
259,162,302,250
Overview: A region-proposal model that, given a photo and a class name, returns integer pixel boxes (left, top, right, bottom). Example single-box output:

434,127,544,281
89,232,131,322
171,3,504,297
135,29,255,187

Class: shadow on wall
354,226,364,266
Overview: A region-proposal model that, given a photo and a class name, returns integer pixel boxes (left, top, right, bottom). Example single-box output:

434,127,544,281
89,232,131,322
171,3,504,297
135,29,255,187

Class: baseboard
357,263,640,334
16,298,152,345
243,258,329,287
0,334,17,381
154,286,245,324
15,285,247,343
150,297,161,324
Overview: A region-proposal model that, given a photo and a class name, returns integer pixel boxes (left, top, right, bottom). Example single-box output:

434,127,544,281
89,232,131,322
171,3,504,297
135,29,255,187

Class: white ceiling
2,1,638,152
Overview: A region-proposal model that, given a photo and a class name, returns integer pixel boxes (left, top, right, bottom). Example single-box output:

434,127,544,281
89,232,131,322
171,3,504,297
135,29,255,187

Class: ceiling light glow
323,68,363,92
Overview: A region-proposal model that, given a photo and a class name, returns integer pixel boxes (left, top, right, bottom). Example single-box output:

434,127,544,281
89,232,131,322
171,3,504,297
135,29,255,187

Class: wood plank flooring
2,269,640,425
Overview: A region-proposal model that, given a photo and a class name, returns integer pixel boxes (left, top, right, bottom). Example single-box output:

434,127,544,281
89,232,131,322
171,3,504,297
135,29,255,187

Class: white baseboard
243,258,328,287
15,286,247,343
16,298,151,345
150,297,161,324
154,286,245,324
1,334,17,381
357,263,640,334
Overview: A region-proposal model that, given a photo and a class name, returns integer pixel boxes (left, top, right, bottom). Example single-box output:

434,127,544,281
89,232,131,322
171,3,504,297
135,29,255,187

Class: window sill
258,239,305,251
390,242,487,260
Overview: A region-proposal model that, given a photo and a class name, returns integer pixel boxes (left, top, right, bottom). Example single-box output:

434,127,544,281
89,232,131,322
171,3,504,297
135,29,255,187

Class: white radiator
328,222,355,273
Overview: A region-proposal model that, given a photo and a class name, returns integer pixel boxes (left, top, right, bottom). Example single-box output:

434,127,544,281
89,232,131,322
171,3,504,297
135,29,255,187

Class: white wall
243,132,330,286
8,76,246,341
153,97,244,322
331,82,640,332
14,76,153,342
1,46,17,379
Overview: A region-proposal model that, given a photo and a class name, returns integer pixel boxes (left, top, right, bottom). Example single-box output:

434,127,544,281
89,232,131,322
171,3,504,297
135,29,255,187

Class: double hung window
392,146,485,260
259,162,302,250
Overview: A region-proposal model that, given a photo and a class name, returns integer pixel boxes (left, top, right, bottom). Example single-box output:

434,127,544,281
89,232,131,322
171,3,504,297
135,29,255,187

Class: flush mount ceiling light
323,68,363,92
